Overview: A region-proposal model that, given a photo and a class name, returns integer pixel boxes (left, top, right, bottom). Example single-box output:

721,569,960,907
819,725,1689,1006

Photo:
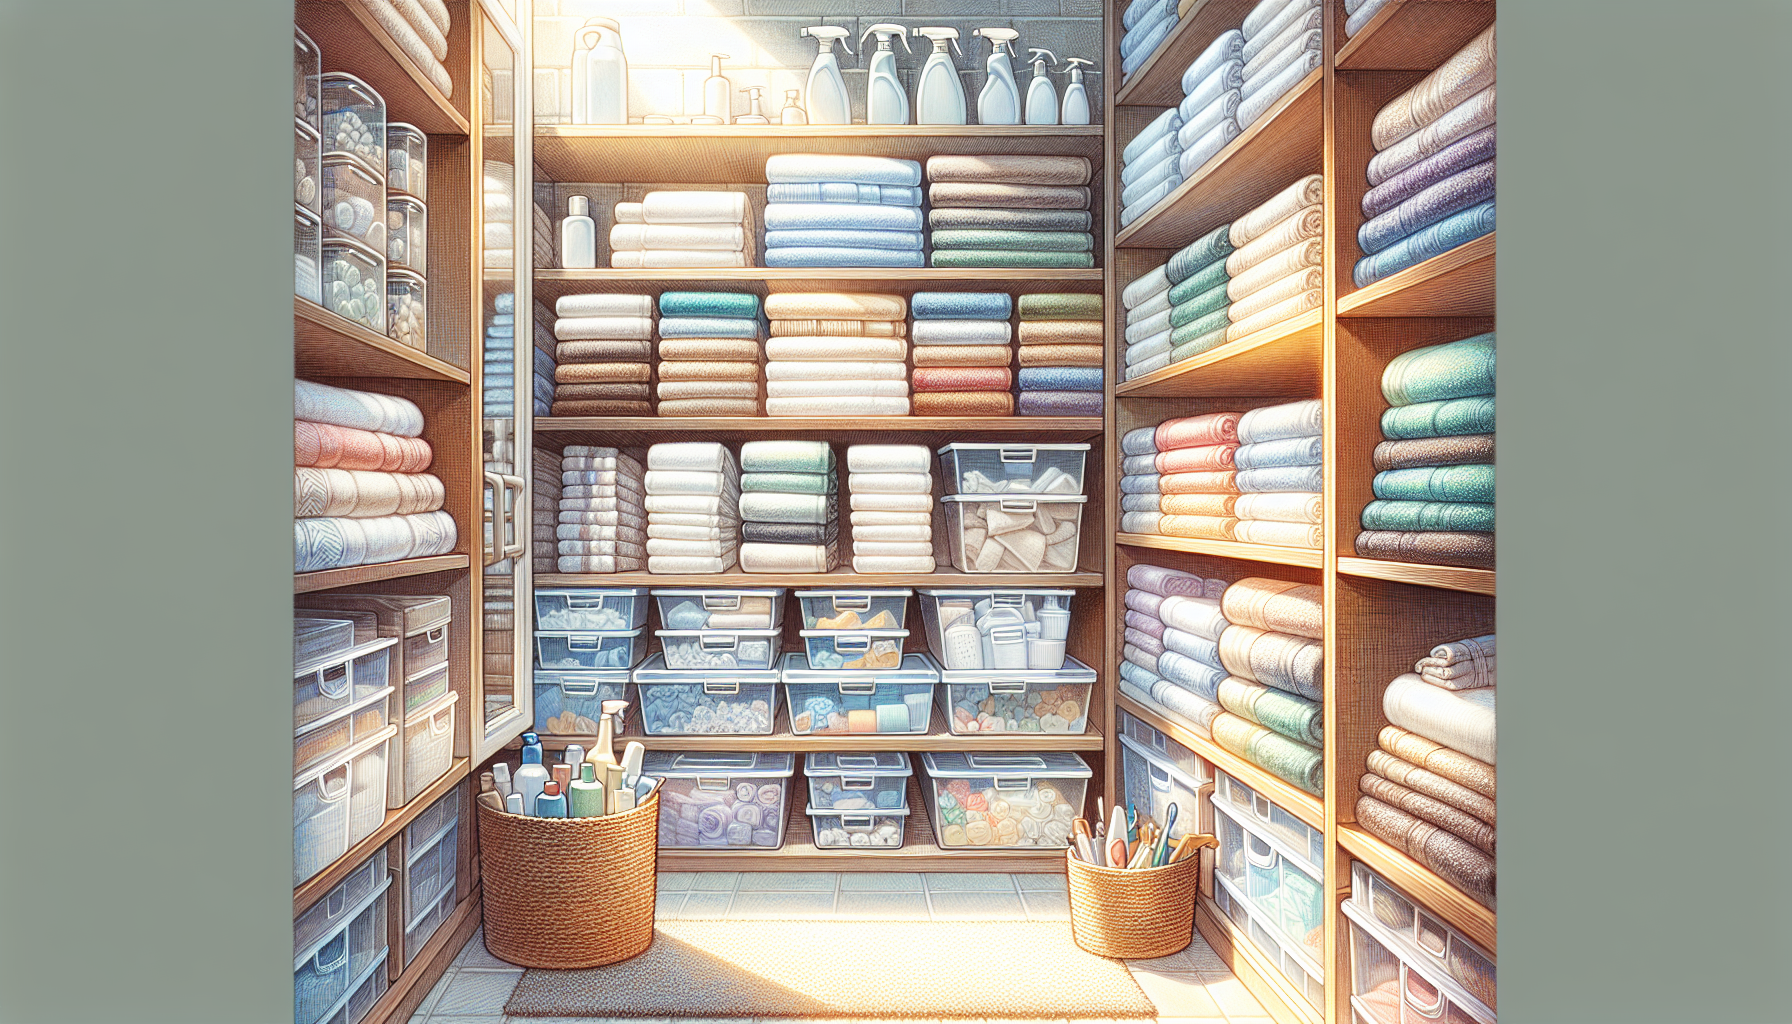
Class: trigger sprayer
800,26,854,125
974,28,1021,125
860,23,913,125
1060,58,1095,125
1024,48,1059,125
912,27,967,125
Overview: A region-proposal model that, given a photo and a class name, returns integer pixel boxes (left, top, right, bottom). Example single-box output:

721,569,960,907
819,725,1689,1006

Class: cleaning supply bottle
570,18,628,124
800,26,854,125
491,762,513,799
737,86,771,125
699,53,733,124
561,195,595,268
535,780,568,818
563,743,585,768
569,761,607,817
859,23,912,125
779,90,807,125
620,740,646,787
913,28,967,125
513,732,550,815
476,772,504,812
1060,58,1095,124
1024,48,1060,125
974,28,1022,125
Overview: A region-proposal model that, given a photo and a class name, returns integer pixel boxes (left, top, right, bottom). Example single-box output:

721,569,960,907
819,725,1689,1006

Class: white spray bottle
859,23,912,125
1024,48,1060,125
800,26,854,125
1060,58,1095,125
974,28,1021,125
912,28,967,125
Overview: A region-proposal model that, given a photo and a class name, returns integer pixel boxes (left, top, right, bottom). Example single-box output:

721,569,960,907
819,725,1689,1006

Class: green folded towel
738,440,835,474
1219,676,1324,746
1169,282,1230,327
930,229,1094,252
1170,327,1230,363
742,471,837,495
1166,223,1234,283
656,291,761,318
1382,332,1495,406
1362,500,1494,532
931,250,1097,269
1381,396,1496,439
1170,307,1231,346
1168,259,1230,304
1019,293,1104,320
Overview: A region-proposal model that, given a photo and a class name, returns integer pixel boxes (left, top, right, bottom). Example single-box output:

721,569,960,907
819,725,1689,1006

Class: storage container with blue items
917,588,1075,670
535,668,629,735
651,587,785,629
1117,708,1214,841
781,652,940,735
804,751,912,811
534,587,650,631
401,789,460,965
1210,769,1326,1010
633,653,779,735
1343,861,1496,1023
294,848,390,1024
644,751,795,849
936,656,1096,735
918,751,1090,849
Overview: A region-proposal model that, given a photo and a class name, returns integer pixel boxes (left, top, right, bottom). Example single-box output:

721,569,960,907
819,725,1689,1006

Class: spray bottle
737,86,771,125
859,23,912,125
800,26,854,125
779,90,807,125
1024,48,1060,125
912,28,967,125
974,28,1021,125
698,53,733,124
1060,58,1094,124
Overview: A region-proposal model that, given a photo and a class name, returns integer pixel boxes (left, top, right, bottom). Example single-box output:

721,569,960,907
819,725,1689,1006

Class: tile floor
408,873,1267,1024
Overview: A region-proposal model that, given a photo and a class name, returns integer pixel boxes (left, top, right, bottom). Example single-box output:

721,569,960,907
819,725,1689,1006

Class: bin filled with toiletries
780,588,942,736
936,443,1090,573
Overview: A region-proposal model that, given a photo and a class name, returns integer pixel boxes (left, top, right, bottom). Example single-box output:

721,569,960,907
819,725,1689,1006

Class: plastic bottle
912,28,967,125
1060,58,1095,125
535,780,568,818
1024,48,1060,125
476,773,505,812
504,791,524,814
513,732,551,815
620,740,646,786
700,53,733,124
570,18,627,124
974,29,1022,125
490,762,513,798
561,195,595,268
563,744,585,769
569,761,606,817
737,86,771,125
552,763,573,793
800,26,854,125
859,23,912,125
779,90,808,125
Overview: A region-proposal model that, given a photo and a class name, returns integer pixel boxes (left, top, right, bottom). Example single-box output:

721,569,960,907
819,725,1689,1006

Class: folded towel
1127,306,1173,343
294,379,424,437
1227,242,1322,306
1235,435,1323,471
763,182,922,206
1164,627,1223,668
652,339,759,363
1180,29,1245,95
1175,120,1242,180
1356,797,1494,909
294,511,457,572
1121,474,1163,495
932,250,1095,269
765,154,923,187
553,364,652,386
909,291,1014,320
1219,675,1322,746
644,493,735,515
912,367,1013,391
294,468,446,518
1373,434,1495,472
1360,160,1496,255
1121,512,1164,534
647,523,725,542
739,440,834,475
766,228,926,250
847,472,933,495
847,445,931,474
1124,589,1166,619
1121,135,1183,186
1016,321,1103,347
740,472,836,495
1160,492,1239,516
1219,624,1322,700
1125,612,1166,643
765,336,909,362
1156,443,1237,473
1236,400,1322,444
1119,154,1184,209
1370,86,1496,187
610,223,745,251
849,491,934,512
357,0,452,93
1161,470,1238,494
1212,712,1323,795
1245,0,1319,60
1382,395,1496,439
1158,514,1238,540
1176,322,1230,354
924,154,1093,186
1373,25,1497,151
1381,724,1494,798
648,555,738,573
653,362,760,384
1123,267,1172,311
1126,351,1172,379
1238,464,1324,493
1417,635,1496,688
738,542,837,574
1238,48,1321,128
1383,674,1497,763
912,321,1014,346
853,540,935,559
612,250,749,269
765,361,908,382
853,555,937,573
1360,773,1495,856
848,511,933,529
1367,750,1495,825
1174,90,1243,154
1355,530,1494,568
647,442,737,474
1167,225,1235,284
1121,427,1161,456
1157,411,1241,449
767,396,910,416
1159,649,1225,701
934,229,1095,253
767,247,926,269
742,521,838,545
766,293,906,322
639,191,750,224
1129,564,1225,599
552,400,655,416
1126,628,1167,660
555,339,655,363
294,421,433,473
556,383,654,401
657,316,764,340
1017,344,1103,367
929,207,1095,232
555,294,653,318
1365,127,1498,220
1166,259,1231,308
1243,18,1320,85
1170,282,1231,326
554,316,655,341
1356,199,1496,285
1234,492,1322,524
1160,593,1229,640
1018,391,1102,416
1229,269,1325,329
914,392,1018,416
1123,107,1182,165
1227,206,1323,280
1220,577,1322,639
768,379,911,398
928,183,1091,210
1180,60,1245,123
1373,465,1494,504
851,523,932,543
656,380,760,403
1017,367,1102,391
646,536,739,559
1121,5,1178,66
1345,0,1397,33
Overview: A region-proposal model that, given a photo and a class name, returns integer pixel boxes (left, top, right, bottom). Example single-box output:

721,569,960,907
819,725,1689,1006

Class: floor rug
504,918,1158,1019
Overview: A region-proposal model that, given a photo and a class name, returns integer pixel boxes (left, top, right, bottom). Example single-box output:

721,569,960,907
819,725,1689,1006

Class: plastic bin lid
649,587,785,597
936,442,1091,453
941,493,1086,504
797,628,910,639
641,750,795,777
806,803,911,818
779,651,940,682
794,588,913,598
537,586,649,597
294,684,395,740
938,653,1097,685
320,233,384,264
295,634,398,677
631,652,780,684
1116,730,1206,788
534,667,632,688
1210,797,1321,879
534,627,645,639
917,587,1076,598
918,750,1090,778
653,628,780,638
804,751,912,776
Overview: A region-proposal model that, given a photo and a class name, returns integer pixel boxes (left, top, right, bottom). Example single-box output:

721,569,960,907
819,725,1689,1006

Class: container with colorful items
937,655,1096,735
780,652,940,735
643,751,796,849
917,751,1091,848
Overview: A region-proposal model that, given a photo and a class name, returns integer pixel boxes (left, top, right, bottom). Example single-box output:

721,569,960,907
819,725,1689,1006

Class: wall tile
559,0,685,18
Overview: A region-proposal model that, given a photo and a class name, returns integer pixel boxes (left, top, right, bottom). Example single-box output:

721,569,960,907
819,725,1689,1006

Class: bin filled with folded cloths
554,446,646,574
1120,564,1231,736
1357,333,1494,569
1016,292,1104,416
763,292,910,417
645,442,741,574
483,160,514,268
551,292,654,417
655,291,765,417
483,292,518,419
925,155,1096,269
611,191,755,268
909,291,1014,418
763,154,924,269
1119,0,1180,78
1211,576,1325,796
738,441,839,574
1353,25,1495,288
1358,633,1496,909
1119,411,1242,541
846,444,936,574
1226,174,1324,342
1234,399,1323,550
1237,0,1321,131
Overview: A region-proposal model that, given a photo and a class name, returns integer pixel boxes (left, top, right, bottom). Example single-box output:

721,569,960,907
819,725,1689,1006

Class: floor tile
1014,872,1069,892
1181,936,1228,972
454,930,518,971
1200,976,1268,1017
1125,950,1195,974
922,872,1019,892
1125,968,1224,1018
734,870,838,891
726,890,838,919
926,889,1029,921
429,970,523,1016
654,891,688,917
834,890,932,920
837,871,924,892
1019,888,1072,921
656,872,696,892
666,890,734,919
685,871,741,891
410,965,450,1018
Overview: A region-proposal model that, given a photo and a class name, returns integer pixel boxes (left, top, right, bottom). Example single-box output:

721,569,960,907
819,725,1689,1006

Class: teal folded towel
1166,224,1234,283
1169,282,1231,327
1168,259,1230,304
1381,396,1496,439
657,291,760,318
1373,464,1494,502
1171,328,1230,363
1362,500,1495,532
1171,307,1231,345
1382,332,1495,406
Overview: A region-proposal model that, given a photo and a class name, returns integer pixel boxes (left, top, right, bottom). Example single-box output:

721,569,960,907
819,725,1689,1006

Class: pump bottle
974,29,1021,125
513,732,550,815
1060,58,1095,124
779,90,808,125
737,86,771,125
859,23,912,125
1024,48,1059,125
698,53,733,124
912,28,967,125
561,195,595,268
800,26,854,125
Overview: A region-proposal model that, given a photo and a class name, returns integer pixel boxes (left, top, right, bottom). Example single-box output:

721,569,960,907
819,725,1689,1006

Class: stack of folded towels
1343,0,1395,35
1118,109,1185,229
909,291,1014,417
531,444,559,574
353,0,452,94
531,300,555,416
1016,292,1104,416
645,442,741,573
1226,174,1324,341
925,155,1095,269
1120,262,1173,378
555,445,646,573
483,292,517,419
1119,0,1180,76
1354,25,1496,288
763,154,924,269
738,441,839,574
1165,223,1237,364
1358,333,1494,569
763,293,911,417
1358,634,1496,909
846,444,937,574
1119,411,1242,540
1235,399,1324,549
655,291,765,417
551,292,654,416
1168,32,1244,203
1238,0,1322,131
1212,577,1326,796
1120,564,1231,735
611,191,754,268
531,201,554,269
294,379,457,572
483,160,514,269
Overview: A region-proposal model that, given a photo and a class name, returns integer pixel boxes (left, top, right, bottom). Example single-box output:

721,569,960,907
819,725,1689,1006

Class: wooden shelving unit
535,416,1103,442
1115,308,1324,396
295,299,471,383
1336,233,1495,317
294,555,471,594
1335,0,1498,71
1117,533,1325,569
296,1,471,136
1337,556,1495,595
532,267,1104,302
1336,824,1497,954
1117,694,1324,830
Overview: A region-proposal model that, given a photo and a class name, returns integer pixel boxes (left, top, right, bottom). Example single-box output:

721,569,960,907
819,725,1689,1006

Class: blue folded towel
764,154,923,187
765,228,925,251
1120,154,1184,207
490,313,515,326
1358,161,1496,255
764,182,922,206
1180,29,1244,94
1123,0,1176,30
1121,5,1178,61
485,323,514,339
1122,108,1182,164
1122,14,1179,72
1121,133,1182,185
1353,201,1495,288
1159,649,1225,703
493,293,515,314
1018,367,1104,392
657,316,764,339
763,247,925,269
911,291,1013,320
1162,626,1221,669
762,202,924,233
1180,60,1245,122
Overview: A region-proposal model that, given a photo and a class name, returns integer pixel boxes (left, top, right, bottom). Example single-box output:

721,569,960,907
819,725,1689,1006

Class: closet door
474,0,534,762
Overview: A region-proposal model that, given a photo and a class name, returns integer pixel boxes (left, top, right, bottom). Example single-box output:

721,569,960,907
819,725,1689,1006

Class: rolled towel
765,154,923,186
1371,26,1497,151
1179,29,1245,95
1174,89,1242,154
1220,577,1323,639
1121,134,1183,186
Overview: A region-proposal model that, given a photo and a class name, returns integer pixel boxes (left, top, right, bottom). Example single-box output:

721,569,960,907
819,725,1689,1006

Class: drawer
294,868,389,1024
403,623,449,677
402,662,450,717
808,805,908,849
644,751,795,849
1214,770,1325,874
1214,876,1325,1011
295,637,397,732
1117,725,1213,842
804,751,912,811
294,684,391,774
1214,800,1323,958
403,884,456,967
657,629,779,671
651,588,785,630
1347,861,1496,1013
1344,899,1493,1024
400,691,457,805
534,669,629,735
536,628,646,671
795,588,911,630
535,587,650,631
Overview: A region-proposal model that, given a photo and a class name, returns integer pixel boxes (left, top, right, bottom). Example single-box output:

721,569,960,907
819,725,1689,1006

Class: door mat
505,918,1159,1019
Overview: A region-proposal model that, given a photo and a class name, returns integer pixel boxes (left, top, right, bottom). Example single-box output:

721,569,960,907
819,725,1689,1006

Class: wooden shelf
1116,694,1323,831
523,707,1105,754
1115,69,1323,250
1337,823,1497,955
1338,556,1494,595
535,416,1103,443
294,555,471,594
1114,0,1263,108
294,758,469,916
1115,308,1322,397
533,268,1104,302
294,298,470,383
296,1,469,136
536,569,1105,588
1336,0,1498,71
1338,233,1495,317
533,125,1104,184
1117,533,1324,569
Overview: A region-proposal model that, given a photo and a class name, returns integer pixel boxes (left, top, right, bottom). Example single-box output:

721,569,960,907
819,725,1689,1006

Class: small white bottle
779,90,808,125
1060,58,1095,125
561,196,596,268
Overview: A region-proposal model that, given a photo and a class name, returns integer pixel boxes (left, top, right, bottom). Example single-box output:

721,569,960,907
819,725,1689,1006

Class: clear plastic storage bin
938,656,1096,735
296,617,356,667
296,206,323,303
651,588,785,630
633,653,779,735
781,652,939,735
295,637,397,732
799,629,908,670
808,805,908,849
386,268,426,350
1214,875,1326,1011
296,120,321,213
804,751,912,811
1347,861,1497,1013
918,751,1091,848
937,443,1090,495
294,862,389,1024
322,237,385,331
535,628,646,670
404,885,455,970
644,751,796,849
1214,770,1326,872
294,28,320,128
336,952,388,1024
321,72,385,171
402,790,458,965
294,849,387,963
403,623,449,677
401,690,457,804
535,587,650,631
385,195,426,273
918,588,1075,670
385,122,427,199
1215,799,1324,957
322,155,385,246
293,725,397,887
402,662,448,716
657,628,779,671
1343,897,1494,1024
534,668,629,734
795,589,911,630
295,684,392,774
1117,710,1214,840
941,495,1086,574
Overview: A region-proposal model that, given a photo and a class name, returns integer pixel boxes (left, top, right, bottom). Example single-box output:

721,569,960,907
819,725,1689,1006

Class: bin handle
317,663,351,700
431,705,454,733
990,592,1028,607
835,680,878,695
835,754,879,769
559,678,599,696
1401,963,1446,1019
831,595,872,612
1149,764,1173,792
997,499,1041,513
702,595,743,611
1245,834,1278,869
840,815,873,830
566,594,605,609
999,447,1040,464
424,626,445,644
696,776,732,791
992,776,1032,791
700,633,740,651
831,633,871,654
311,931,349,975
986,679,1027,694
703,679,742,695
567,635,602,650
1251,790,1272,821
1415,913,1450,958
840,776,876,790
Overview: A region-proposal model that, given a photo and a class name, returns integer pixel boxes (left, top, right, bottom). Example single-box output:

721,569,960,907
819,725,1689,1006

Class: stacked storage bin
292,615,398,887
1342,861,1496,1023
1117,709,1216,842
1234,399,1325,549
925,155,1096,269
1213,577,1326,797
923,589,1093,735
551,293,655,416
384,122,427,350
318,73,387,330
294,29,322,303
805,751,914,850
294,850,390,1024
738,441,839,573
656,291,765,417
531,588,646,735
908,291,1014,418
1211,770,1328,1010
794,588,911,672
398,790,459,966
763,293,911,417
1016,292,1105,416
784,589,940,737
938,442,1090,574
643,751,795,849
1118,563,1230,734
845,444,936,574
645,442,741,573
554,446,645,573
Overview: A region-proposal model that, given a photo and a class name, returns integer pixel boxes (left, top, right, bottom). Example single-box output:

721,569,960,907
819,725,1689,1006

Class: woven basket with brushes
1065,836,1212,959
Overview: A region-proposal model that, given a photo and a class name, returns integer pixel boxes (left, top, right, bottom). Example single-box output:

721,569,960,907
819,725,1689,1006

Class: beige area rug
505,919,1158,1019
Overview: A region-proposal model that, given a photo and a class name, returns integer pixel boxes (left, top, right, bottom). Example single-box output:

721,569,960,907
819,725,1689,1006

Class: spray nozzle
913,26,964,56
974,27,1020,57
1062,56,1094,79
709,52,729,73
861,22,913,53
1028,47,1059,71
801,25,855,57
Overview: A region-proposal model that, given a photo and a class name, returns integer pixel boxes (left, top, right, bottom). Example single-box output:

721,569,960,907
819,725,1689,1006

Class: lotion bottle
561,195,595,268
535,780,568,818
700,53,733,124
1024,48,1060,125
974,29,1022,125
513,731,550,815
568,761,607,817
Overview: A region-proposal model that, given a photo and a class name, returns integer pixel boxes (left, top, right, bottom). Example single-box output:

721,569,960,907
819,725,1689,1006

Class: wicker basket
1065,846,1203,959
476,792,660,968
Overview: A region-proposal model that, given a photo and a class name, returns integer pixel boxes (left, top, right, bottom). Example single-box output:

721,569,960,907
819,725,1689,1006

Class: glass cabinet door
475,0,532,762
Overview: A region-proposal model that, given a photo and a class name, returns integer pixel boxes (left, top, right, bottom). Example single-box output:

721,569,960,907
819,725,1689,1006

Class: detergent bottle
859,23,912,125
